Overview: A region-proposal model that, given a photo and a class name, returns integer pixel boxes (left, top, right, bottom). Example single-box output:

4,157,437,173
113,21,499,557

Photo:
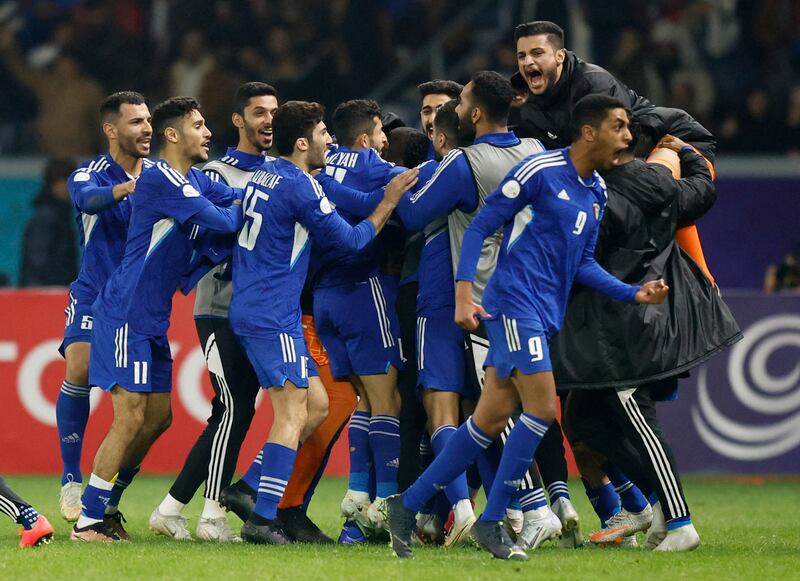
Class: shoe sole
444,516,476,548
558,517,582,549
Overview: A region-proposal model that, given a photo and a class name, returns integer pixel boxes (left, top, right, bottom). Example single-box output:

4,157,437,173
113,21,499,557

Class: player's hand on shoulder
635,278,669,305
657,135,687,153
383,167,419,205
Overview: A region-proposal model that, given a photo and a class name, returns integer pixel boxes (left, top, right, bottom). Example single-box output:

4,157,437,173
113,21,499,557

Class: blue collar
474,131,520,146
223,147,268,171
105,154,145,181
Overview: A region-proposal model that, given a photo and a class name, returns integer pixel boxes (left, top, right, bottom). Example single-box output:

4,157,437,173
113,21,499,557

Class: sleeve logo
73,171,91,183
182,184,200,198
502,179,521,199
319,197,333,214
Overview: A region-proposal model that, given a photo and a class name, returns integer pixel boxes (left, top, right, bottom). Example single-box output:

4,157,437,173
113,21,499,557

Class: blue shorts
484,315,552,378
238,329,318,389
89,318,173,393
59,291,94,356
416,314,479,399
313,275,403,379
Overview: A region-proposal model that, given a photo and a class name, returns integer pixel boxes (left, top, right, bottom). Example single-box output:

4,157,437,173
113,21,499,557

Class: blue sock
431,425,470,505
508,494,522,512
348,411,371,493
80,473,114,521
56,380,91,485
476,442,502,497
403,417,492,513
667,515,691,530
241,451,263,492
418,434,435,514
369,415,400,498
481,413,550,522
648,492,659,505
17,505,40,530
587,482,621,527
602,461,649,513
546,480,571,503
518,487,547,513
253,443,297,521
107,466,139,511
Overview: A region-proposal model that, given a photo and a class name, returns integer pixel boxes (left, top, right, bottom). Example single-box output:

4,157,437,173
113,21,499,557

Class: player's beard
245,121,270,153
457,114,476,144
119,133,149,159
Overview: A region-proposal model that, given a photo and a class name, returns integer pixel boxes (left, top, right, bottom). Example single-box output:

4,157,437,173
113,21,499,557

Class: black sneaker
220,481,257,523
104,510,129,540
471,518,529,560
387,494,416,558
277,507,333,544
70,520,123,542
241,518,291,545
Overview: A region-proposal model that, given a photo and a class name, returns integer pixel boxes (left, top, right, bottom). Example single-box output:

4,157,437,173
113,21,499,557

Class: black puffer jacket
509,51,716,162
550,147,741,389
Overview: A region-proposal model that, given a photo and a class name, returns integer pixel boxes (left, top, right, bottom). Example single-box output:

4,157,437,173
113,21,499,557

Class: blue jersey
229,157,377,337
312,144,405,286
67,154,153,303
93,160,241,335
457,148,639,337
396,133,521,316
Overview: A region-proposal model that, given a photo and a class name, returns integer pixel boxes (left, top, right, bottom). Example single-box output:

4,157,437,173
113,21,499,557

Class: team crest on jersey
592,202,601,220
73,171,91,182
182,184,200,198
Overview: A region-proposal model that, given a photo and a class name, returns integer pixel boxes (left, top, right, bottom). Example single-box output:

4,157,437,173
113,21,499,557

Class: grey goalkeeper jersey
448,137,544,304
194,156,271,318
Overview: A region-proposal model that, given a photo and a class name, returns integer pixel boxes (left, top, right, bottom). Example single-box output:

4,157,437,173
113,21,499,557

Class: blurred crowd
0,0,798,158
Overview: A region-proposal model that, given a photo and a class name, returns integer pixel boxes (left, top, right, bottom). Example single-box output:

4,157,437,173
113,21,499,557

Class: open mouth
201,141,210,151
526,69,544,90
259,127,273,140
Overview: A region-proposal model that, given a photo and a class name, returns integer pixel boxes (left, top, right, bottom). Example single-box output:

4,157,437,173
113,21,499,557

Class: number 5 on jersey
238,184,270,250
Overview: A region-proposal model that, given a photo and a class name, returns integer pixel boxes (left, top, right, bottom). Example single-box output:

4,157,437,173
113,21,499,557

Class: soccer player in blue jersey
388,94,669,560
71,97,244,542
227,101,418,544
151,82,278,542
56,92,152,528
313,99,409,531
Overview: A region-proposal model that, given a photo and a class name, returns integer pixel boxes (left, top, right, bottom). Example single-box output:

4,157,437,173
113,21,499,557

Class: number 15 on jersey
238,184,270,250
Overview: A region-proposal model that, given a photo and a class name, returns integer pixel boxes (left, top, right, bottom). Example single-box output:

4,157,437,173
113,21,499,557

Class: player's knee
65,357,90,385
152,407,172,436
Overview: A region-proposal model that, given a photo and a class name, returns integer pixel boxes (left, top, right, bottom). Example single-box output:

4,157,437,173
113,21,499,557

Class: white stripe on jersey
517,158,567,186
410,149,463,204
514,151,564,181
146,218,177,258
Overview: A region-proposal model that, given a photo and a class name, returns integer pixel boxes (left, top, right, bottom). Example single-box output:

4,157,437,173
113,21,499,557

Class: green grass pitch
0,475,798,580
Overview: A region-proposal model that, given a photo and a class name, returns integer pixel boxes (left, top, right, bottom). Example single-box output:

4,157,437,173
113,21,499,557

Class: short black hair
234,82,278,115
386,127,429,168
332,99,382,148
100,91,147,122
272,100,325,156
514,21,565,49
470,70,515,125
418,80,463,100
152,96,201,138
571,94,629,139
432,99,460,146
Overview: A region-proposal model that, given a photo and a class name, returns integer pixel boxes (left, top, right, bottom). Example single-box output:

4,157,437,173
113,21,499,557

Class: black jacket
550,148,741,389
19,196,78,287
509,52,716,162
